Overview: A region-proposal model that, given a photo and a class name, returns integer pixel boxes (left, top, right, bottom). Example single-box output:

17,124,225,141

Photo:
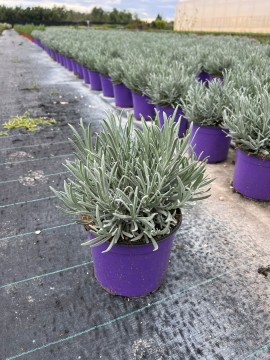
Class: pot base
93,272,163,298
89,212,182,297
233,148,270,201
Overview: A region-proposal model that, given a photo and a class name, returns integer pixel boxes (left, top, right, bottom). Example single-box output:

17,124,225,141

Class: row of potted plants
30,29,270,203
25,29,270,297
31,29,241,116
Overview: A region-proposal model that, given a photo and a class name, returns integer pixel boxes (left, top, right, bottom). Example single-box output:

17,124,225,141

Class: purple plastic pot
190,124,230,163
196,72,223,86
86,69,91,84
64,56,69,69
89,70,102,91
100,75,114,97
132,92,155,120
82,67,91,84
60,55,66,67
156,105,188,138
90,213,182,297
49,49,55,60
33,38,39,46
70,59,78,75
196,71,214,84
233,149,270,201
66,57,73,72
51,50,56,60
56,53,61,64
62,55,67,68
113,83,133,108
75,62,83,78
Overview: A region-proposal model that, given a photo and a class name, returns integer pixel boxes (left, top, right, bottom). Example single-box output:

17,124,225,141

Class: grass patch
50,90,61,95
0,23,11,35
14,24,46,36
1,112,57,135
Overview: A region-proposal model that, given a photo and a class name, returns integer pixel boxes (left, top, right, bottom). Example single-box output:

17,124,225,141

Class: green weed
2,112,57,134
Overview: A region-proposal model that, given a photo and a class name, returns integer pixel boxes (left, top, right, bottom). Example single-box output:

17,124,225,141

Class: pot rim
192,123,226,129
236,147,270,163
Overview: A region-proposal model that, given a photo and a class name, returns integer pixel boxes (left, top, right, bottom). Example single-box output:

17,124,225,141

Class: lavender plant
145,63,195,107
51,112,212,252
181,79,234,127
109,58,125,84
223,89,270,158
122,56,157,94
199,48,234,76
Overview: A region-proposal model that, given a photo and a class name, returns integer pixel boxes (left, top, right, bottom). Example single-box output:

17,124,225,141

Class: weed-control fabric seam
0,153,73,166
0,195,57,208
4,261,260,360
244,341,270,359
0,171,68,185
0,222,74,242
0,261,93,290
0,140,69,152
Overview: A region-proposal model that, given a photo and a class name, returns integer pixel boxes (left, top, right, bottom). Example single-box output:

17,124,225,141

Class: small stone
219,196,224,201
35,230,41,235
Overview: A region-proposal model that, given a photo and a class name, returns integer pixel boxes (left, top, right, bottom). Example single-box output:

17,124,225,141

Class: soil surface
1,30,270,360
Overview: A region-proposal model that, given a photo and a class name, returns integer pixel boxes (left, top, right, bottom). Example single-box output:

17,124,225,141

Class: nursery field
1,29,270,360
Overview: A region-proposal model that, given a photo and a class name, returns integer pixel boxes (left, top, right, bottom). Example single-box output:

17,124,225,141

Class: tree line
0,6,134,25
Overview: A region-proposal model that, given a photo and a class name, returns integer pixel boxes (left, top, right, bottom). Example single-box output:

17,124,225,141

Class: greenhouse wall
174,0,270,33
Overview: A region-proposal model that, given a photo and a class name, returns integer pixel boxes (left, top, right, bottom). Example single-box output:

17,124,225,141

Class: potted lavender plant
51,112,212,297
182,79,233,163
145,63,193,137
223,89,270,201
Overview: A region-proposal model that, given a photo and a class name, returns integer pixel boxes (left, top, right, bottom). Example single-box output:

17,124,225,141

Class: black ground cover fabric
0,30,270,360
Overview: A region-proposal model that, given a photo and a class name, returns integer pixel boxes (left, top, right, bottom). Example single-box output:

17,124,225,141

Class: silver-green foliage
182,79,234,127
109,58,125,84
145,63,195,107
223,89,270,158
122,56,157,93
51,112,212,252
200,48,234,76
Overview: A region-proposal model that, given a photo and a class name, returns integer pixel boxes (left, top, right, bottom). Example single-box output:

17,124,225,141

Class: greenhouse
174,0,270,33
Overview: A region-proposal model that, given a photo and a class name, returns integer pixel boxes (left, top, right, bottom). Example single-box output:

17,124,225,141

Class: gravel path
0,29,270,360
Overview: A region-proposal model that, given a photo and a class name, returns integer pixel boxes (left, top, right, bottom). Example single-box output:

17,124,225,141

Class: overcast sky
1,0,178,20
